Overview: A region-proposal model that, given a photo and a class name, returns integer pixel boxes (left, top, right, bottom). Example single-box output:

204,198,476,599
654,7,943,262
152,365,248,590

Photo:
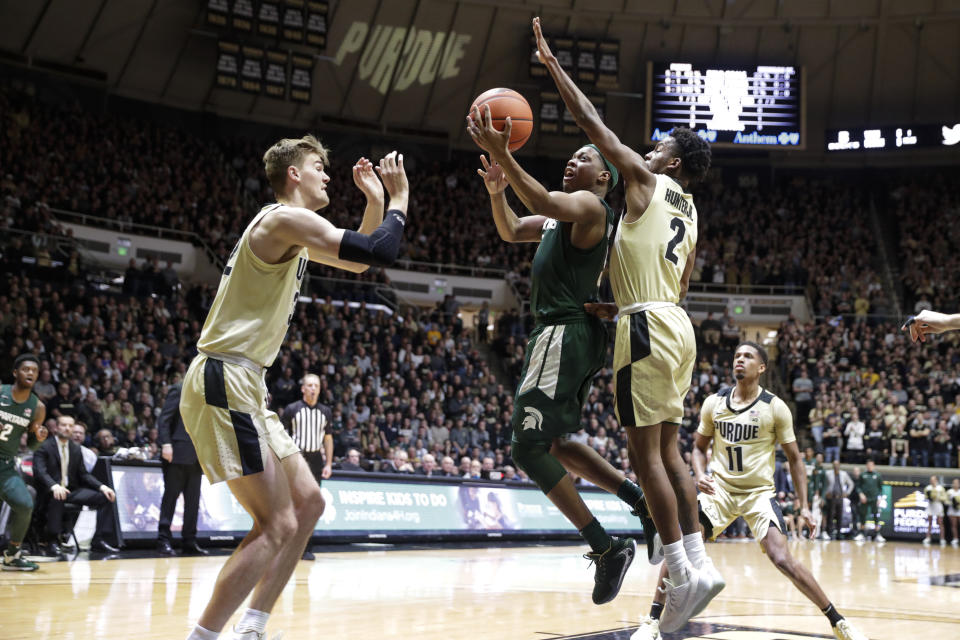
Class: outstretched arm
477,155,545,243
468,106,606,226
533,17,654,189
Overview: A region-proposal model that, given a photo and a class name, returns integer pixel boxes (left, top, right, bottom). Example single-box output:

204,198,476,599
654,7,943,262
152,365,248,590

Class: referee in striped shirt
281,373,334,484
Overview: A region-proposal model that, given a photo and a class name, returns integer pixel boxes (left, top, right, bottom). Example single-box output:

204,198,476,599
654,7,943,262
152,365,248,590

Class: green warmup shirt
858,470,883,500
529,199,616,324
808,464,826,503
0,384,41,457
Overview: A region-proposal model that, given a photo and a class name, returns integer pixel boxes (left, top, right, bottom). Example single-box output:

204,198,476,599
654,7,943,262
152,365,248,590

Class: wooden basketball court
3,538,959,639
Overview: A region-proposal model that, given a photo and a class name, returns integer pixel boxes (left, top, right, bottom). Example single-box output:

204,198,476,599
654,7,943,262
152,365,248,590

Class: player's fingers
480,154,490,170
504,115,513,136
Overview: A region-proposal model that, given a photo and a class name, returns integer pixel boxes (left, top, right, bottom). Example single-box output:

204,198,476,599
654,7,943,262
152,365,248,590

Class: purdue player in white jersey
180,136,409,640
632,343,868,640
534,17,719,632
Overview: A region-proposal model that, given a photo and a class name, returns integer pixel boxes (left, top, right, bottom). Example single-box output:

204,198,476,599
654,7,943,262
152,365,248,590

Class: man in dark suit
33,415,119,556
157,383,208,556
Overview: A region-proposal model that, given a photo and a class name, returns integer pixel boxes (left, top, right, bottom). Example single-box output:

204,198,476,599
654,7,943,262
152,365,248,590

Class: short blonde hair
262,134,330,196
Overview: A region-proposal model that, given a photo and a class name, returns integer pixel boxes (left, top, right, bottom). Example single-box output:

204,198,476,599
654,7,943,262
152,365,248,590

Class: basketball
469,88,534,151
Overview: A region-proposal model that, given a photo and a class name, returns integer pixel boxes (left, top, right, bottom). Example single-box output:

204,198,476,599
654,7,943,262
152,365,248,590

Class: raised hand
375,151,409,211
532,17,555,65
353,157,384,202
466,104,511,158
477,154,508,195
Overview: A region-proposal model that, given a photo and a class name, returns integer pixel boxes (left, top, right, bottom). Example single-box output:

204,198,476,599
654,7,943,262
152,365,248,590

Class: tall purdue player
180,137,409,640
632,343,868,640
468,106,657,605
0,354,48,571
534,16,719,632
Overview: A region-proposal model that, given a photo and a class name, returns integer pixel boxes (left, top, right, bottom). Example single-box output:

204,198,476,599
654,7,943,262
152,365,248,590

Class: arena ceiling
2,0,959,157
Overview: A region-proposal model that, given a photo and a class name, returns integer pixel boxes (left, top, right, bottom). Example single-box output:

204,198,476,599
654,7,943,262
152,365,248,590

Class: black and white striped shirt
282,400,333,453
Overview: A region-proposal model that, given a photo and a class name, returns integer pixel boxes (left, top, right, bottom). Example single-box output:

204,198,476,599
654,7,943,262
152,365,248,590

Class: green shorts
511,318,608,443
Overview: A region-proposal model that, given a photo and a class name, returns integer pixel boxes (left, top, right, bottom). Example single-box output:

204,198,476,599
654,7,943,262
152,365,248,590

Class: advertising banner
111,465,636,542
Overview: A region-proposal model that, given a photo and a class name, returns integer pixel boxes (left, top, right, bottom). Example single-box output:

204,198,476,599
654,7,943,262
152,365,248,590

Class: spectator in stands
822,415,843,463
909,413,932,467
864,418,887,463
888,425,909,466
417,454,438,477
793,367,814,431
339,449,364,472
932,421,953,468
93,429,118,457
48,383,78,418
843,409,865,463
438,456,458,477
69,422,97,472
823,460,853,540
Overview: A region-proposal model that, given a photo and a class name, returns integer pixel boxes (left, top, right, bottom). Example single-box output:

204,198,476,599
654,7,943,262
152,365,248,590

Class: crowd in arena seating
778,315,960,467
887,173,960,315
6,72,959,491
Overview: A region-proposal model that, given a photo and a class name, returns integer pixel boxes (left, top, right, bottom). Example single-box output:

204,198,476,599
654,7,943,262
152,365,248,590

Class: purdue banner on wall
306,1,329,48
290,52,314,103
265,50,289,99
240,44,265,93
215,41,240,90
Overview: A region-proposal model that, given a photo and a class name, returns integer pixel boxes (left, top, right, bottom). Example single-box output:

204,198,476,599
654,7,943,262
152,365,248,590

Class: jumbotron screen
645,61,805,149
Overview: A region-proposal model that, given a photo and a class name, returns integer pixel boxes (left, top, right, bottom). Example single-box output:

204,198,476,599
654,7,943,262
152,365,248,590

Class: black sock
822,603,843,627
617,479,645,511
580,517,613,554
649,602,664,621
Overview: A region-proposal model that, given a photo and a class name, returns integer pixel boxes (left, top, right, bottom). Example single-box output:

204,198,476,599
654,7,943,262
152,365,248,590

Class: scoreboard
645,62,806,149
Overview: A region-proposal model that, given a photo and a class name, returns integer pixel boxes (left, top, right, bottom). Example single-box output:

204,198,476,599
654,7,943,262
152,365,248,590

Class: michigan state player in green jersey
853,459,884,542
469,104,656,605
1,354,48,570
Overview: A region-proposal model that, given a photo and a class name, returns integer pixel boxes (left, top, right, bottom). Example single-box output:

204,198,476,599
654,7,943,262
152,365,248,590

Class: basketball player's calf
550,438,659,561
243,453,324,624
192,452,312,639
513,438,636,605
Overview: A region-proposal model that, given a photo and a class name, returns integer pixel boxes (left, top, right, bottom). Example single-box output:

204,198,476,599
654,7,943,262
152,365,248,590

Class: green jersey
808,464,826,502
858,470,882,500
0,384,41,457
529,199,616,325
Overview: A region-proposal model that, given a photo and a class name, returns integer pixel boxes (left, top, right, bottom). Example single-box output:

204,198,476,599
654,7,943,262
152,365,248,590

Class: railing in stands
49,207,225,271
687,282,809,296
392,259,507,279
304,275,399,311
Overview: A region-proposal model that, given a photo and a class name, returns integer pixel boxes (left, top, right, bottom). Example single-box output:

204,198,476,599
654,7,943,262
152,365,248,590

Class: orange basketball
469,88,534,151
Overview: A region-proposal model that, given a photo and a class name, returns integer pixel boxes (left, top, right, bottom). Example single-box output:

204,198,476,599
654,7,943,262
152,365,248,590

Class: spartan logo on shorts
522,407,543,431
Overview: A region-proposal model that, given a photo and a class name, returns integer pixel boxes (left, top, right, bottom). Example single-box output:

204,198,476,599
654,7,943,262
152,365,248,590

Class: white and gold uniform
947,488,960,518
925,483,947,517
697,387,796,544
611,174,698,426
181,204,305,483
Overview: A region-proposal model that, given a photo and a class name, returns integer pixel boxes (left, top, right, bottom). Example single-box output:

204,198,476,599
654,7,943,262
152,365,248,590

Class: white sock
682,533,706,569
235,608,270,634
663,540,690,583
186,625,219,640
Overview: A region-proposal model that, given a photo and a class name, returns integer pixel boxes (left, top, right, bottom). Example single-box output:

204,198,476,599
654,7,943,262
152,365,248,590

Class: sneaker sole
594,539,637,605
2,565,39,571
